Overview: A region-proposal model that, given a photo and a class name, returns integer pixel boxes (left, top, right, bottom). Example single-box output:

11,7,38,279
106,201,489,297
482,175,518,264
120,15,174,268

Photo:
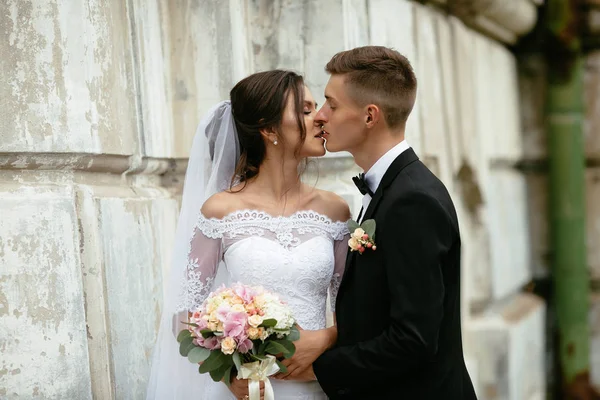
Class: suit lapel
336,148,419,310
361,148,419,222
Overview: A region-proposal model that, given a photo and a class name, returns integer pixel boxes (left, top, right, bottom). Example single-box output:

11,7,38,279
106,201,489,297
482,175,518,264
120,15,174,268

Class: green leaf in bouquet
177,329,191,343
179,336,195,357
181,322,199,328
275,359,288,374
250,353,267,362
209,363,233,383
260,319,277,328
257,341,267,355
347,219,360,232
187,346,211,364
223,367,233,387
199,350,228,374
265,340,294,358
232,352,242,373
200,329,215,339
361,219,376,238
274,339,296,359
287,325,300,342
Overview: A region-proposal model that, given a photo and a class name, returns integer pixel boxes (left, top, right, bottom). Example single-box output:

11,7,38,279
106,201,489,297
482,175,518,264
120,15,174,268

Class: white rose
221,337,236,355
352,228,365,239
348,237,360,251
248,314,263,328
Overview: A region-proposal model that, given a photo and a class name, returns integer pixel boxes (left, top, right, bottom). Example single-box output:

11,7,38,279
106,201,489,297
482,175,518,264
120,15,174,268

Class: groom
305,46,476,399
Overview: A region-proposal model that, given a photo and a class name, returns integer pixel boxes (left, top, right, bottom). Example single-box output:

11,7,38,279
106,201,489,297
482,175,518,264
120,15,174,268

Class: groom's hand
274,326,337,380
284,365,316,382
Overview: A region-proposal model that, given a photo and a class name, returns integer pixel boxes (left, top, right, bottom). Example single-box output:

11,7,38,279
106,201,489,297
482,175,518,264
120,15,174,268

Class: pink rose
223,311,247,339
193,336,205,347
237,338,253,354
203,336,221,350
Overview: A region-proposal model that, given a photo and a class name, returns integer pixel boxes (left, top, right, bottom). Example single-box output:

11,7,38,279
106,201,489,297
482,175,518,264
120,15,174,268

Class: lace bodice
178,209,350,331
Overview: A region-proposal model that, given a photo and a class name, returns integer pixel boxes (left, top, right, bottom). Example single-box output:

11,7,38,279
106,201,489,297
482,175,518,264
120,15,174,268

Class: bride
146,70,350,399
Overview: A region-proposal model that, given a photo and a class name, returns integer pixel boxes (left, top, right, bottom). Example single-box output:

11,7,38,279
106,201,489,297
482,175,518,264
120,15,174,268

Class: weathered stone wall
0,0,542,398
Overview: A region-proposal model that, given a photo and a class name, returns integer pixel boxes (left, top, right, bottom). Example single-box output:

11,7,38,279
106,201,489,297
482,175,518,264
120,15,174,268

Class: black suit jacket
314,149,477,399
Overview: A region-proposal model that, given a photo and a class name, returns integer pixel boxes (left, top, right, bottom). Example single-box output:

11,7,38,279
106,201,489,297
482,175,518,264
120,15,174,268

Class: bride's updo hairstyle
230,70,306,185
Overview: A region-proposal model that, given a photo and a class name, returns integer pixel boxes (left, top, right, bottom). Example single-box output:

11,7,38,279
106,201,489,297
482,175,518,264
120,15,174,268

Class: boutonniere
347,219,377,254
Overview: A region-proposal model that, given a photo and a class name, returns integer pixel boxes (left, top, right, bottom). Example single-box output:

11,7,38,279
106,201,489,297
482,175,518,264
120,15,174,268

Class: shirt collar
364,140,411,194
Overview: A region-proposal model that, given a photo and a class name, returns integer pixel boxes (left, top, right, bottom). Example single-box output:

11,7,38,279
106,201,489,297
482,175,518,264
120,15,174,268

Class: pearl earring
273,140,278,145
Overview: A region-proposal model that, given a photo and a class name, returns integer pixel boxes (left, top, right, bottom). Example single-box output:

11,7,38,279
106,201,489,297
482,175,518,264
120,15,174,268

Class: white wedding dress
177,209,349,399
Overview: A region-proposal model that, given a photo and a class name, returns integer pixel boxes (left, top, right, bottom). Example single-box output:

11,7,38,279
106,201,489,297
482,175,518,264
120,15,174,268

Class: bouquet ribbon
239,355,280,400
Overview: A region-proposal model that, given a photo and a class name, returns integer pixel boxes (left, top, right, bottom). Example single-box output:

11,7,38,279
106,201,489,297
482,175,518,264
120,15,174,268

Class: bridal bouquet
177,283,299,400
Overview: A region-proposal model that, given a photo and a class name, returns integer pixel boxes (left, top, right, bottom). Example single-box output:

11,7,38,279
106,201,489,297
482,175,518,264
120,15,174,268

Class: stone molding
424,0,540,44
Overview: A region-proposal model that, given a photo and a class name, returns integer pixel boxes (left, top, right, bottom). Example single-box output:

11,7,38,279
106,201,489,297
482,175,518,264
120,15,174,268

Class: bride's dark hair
229,70,306,185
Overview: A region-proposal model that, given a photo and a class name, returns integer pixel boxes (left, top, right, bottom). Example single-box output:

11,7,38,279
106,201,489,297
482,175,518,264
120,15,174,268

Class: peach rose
221,337,237,355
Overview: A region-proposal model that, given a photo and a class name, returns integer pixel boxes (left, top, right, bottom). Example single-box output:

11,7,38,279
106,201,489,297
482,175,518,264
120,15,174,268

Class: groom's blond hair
325,46,417,129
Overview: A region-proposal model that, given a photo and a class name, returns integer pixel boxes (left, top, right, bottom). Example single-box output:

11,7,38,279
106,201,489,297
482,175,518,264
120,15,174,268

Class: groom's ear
365,104,381,128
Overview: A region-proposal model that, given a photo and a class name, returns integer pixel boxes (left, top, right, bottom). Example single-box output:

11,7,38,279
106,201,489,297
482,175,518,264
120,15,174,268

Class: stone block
304,0,351,109
303,0,344,107
166,1,251,157
341,0,370,50
248,0,306,72
437,15,464,177
0,1,138,154
97,196,178,399
485,168,531,300
415,5,454,189
467,293,546,400
486,42,522,161
129,0,174,158
0,185,92,399
452,19,484,171
517,53,547,160
461,167,530,309
524,173,550,278
461,212,493,309
368,0,423,155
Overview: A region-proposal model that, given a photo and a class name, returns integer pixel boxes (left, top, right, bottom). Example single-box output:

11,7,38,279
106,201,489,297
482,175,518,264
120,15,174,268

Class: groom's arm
313,191,451,396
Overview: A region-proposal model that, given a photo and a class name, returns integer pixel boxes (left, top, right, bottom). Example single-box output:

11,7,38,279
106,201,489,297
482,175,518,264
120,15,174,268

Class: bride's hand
228,376,265,400
273,326,337,380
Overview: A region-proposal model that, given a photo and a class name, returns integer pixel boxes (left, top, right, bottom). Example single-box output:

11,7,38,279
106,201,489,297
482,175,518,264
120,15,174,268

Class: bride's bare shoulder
310,188,351,223
201,190,245,219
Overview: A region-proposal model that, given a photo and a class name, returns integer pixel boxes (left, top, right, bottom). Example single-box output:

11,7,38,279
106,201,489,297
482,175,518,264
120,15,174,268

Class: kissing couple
147,45,477,400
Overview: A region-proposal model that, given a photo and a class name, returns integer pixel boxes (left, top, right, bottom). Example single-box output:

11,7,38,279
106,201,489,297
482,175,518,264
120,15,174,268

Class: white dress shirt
358,140,411,222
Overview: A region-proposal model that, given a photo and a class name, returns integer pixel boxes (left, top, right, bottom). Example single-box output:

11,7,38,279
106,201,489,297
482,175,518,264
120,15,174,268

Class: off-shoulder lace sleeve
177,214,224,312
330,224,350,310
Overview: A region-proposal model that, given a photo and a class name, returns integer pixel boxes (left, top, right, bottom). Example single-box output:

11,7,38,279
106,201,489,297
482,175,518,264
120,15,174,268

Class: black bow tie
352,173,373,196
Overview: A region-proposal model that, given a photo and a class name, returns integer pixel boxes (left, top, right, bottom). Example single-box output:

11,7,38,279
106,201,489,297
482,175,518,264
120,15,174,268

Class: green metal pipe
545,0,591,392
